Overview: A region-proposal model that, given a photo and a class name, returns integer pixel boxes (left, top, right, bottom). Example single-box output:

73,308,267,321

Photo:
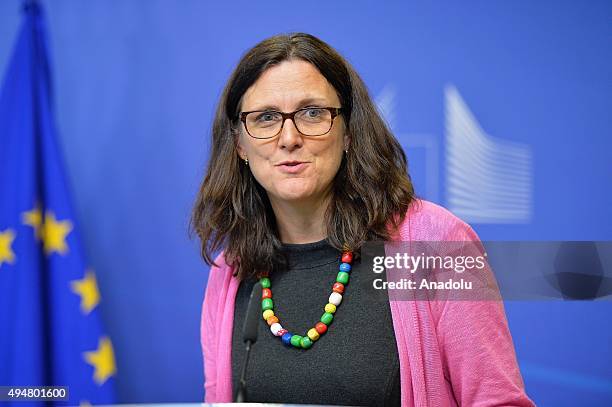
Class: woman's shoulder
204,251,235,292
397,198,480,242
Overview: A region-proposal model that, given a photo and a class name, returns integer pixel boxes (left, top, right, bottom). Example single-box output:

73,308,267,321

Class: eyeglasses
239,107,343,139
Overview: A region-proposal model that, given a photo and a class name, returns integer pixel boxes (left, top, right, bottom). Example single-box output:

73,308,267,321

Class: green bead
260,277,271,289
320,312,334,325
300,337,313,349
336,271,349,284
261,298,273,311
290,335,302,348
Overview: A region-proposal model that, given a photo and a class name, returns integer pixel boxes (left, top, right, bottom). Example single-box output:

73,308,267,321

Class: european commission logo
445,85,533,223
376,84,533,224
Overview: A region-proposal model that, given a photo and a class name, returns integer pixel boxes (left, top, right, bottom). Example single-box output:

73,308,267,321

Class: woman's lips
276,161,309,174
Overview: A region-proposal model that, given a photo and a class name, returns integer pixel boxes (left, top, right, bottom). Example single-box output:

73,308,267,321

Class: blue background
0,0,610,405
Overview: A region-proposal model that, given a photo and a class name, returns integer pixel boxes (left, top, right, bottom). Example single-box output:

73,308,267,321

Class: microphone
235,281,262,403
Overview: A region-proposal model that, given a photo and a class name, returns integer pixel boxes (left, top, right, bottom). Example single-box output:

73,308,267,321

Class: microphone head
243,281,262,344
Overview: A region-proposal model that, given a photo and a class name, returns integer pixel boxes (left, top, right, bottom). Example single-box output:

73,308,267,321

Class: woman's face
237,59,349,207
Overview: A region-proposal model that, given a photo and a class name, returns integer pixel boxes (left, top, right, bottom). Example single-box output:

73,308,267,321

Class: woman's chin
275,189,314,202
271,184,319,203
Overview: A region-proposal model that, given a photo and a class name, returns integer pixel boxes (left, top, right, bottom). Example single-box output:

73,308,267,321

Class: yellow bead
307,328,320,341
262,309,274,320
324,303,337,314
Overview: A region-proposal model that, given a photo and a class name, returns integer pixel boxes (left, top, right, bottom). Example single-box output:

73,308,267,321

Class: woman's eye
305,108,322,118
256,112,278,122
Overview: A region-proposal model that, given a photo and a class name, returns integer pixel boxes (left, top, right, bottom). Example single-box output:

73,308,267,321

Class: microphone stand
235,340,253,402
235,281,262,403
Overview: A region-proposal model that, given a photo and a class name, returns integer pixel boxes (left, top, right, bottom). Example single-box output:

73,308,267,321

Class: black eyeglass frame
239,106,343,139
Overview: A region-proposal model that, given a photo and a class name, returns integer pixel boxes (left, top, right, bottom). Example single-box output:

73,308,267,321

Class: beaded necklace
259,250,354,349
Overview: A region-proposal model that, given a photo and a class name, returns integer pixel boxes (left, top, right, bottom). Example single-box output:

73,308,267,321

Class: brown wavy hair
190,33,415,281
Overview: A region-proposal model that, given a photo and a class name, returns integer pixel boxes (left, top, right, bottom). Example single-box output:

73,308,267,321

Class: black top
231,239,401,406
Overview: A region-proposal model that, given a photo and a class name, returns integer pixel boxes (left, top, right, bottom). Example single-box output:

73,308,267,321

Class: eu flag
0,1,116,405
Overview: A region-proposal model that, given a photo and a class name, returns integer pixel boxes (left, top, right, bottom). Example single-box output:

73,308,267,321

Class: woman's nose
277,118,304,151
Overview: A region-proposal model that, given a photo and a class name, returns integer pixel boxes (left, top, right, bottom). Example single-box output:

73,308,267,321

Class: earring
244,157,249,165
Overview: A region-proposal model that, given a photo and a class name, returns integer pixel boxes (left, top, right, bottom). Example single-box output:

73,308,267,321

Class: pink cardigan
201,199,535,406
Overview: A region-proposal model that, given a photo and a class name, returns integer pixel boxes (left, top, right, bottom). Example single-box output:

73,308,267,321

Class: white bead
329,292,342,306
270,323,283,336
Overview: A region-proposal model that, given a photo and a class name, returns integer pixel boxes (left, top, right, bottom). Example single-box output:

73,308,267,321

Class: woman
192,33,534,406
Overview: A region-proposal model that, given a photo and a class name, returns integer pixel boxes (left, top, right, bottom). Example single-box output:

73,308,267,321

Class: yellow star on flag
71,269,100,314
0,229,17,268
84,336,116,385
22,205,43,239
41,211,73,255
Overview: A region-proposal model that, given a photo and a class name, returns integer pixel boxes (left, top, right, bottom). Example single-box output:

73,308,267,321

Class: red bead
277,329,288,336
315,322,328,334
341,252,353,263
262,288,272,299
332,282,345,294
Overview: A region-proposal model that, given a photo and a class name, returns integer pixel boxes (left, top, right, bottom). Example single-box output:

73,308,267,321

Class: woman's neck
269,194,330,244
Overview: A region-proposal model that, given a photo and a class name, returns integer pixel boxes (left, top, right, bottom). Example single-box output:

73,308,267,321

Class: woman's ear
234,127,246,160
236,141,246,161
344,132,351,151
